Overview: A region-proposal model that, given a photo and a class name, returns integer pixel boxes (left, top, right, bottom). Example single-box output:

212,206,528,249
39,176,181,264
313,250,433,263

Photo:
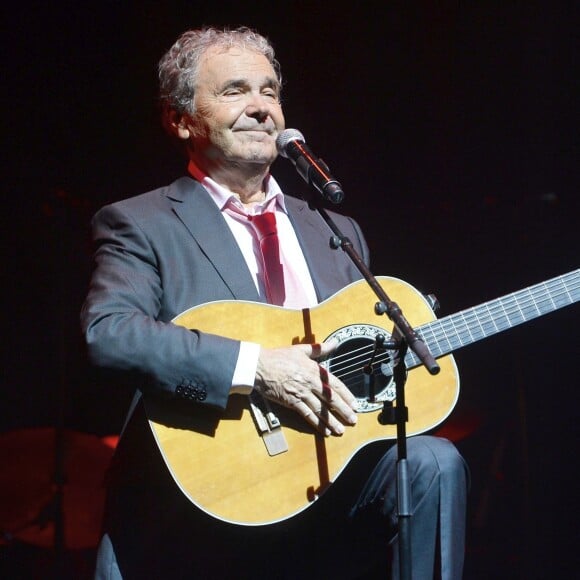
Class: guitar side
146,276,460,525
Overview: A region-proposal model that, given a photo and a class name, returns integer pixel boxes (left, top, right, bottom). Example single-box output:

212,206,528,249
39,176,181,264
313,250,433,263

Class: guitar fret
529,285,544,316
487,300,511,330
407,269,579,370
429,326,451,358
547,282,558,310
514,293,526,322
501,294,520,326
338,271,578,375
481,303,499,335
521,287,541,318
432,320,454,355
460,310,481,341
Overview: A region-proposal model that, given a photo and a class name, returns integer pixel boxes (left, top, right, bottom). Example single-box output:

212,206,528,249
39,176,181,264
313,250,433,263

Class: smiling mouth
236,129,271,134
235,130,275,142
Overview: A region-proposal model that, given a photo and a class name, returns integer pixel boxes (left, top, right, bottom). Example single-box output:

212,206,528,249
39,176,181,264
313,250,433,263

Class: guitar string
329,276,579,365
415,281,579,361
330,278,579,369
325,276,579,380
332,352,392,380
326,272,578,365
328,347,391,379
425,278,579,349
408,279,579,366
419,276,578,337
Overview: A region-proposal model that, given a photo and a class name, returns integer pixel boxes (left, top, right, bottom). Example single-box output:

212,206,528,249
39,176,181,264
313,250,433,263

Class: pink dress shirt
188,161,318,391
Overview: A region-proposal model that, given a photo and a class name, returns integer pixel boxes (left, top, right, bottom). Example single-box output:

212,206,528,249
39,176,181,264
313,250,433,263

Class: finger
292,398,344,437
322,368,358,409
295,342,358,410
314,366,358,424
298,340,338,360
288,368,356,428
316,365,358,412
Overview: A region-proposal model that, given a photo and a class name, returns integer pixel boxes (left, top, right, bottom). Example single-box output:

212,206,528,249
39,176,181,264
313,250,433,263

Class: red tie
249,212,286,306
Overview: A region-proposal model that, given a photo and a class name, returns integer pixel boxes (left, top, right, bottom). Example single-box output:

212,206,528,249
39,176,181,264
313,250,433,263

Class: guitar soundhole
323,324,395,408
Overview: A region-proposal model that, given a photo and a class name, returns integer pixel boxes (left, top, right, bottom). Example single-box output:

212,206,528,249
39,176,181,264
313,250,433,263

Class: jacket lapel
165,177,261,302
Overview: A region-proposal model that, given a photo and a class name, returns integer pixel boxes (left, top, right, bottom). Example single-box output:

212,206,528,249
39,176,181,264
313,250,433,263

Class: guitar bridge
249,393,288,456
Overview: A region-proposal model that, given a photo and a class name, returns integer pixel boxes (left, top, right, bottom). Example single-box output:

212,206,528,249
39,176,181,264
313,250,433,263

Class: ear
164,107,192,140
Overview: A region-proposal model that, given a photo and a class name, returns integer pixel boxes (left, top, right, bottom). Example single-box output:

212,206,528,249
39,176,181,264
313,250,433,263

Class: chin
244,154,276,165
234,145,277,164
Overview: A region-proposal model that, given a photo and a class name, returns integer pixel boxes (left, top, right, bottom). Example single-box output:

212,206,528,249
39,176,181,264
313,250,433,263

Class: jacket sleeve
80,202,236,410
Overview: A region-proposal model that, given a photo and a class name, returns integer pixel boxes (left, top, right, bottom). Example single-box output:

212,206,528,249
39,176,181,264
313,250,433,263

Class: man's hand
254,342,358,436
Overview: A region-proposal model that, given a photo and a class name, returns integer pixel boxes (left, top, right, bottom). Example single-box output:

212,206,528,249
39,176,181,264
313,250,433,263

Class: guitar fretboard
406,269,579,369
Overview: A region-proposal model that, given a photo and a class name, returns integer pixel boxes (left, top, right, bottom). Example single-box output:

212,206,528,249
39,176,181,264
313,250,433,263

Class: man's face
182,47,285,170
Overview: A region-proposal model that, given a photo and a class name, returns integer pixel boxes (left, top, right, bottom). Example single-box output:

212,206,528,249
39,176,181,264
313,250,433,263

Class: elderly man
82,27,467,579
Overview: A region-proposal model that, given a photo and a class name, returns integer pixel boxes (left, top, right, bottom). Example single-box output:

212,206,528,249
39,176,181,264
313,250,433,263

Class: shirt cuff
229,341,261,395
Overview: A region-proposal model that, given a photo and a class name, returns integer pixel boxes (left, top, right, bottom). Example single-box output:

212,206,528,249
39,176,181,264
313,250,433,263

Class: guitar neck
405,269,580,369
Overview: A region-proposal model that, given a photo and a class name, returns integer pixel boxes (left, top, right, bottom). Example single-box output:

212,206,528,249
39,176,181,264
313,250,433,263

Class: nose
245,92,271,121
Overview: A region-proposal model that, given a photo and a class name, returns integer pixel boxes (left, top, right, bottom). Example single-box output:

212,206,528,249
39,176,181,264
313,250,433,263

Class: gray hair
158,26,282,117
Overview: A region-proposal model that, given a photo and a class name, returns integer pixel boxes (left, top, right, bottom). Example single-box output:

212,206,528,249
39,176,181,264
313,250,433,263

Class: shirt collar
187,160,287,215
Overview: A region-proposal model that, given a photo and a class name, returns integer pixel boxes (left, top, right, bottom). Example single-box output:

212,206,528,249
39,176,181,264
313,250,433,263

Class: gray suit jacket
81,176,369,410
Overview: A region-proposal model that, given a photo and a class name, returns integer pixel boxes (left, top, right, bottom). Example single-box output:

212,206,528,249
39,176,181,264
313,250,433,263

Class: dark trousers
95,435,467,580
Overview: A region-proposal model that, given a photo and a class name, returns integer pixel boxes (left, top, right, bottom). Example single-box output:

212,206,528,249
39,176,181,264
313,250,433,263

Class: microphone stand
304,196,440,580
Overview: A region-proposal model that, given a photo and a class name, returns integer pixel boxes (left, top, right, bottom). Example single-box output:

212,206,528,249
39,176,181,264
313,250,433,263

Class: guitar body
146,276,459,526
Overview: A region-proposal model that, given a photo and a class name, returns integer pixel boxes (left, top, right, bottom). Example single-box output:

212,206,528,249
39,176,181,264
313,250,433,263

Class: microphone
276,129,345,204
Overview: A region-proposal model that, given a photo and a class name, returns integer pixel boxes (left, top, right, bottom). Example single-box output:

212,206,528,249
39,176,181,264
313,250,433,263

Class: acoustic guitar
146,270,578,526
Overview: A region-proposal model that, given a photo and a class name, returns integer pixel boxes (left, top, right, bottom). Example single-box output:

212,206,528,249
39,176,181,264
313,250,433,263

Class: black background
2,2,578,578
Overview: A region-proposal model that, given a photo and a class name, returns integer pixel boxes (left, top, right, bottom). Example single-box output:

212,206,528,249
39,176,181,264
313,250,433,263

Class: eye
262,89,280,102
